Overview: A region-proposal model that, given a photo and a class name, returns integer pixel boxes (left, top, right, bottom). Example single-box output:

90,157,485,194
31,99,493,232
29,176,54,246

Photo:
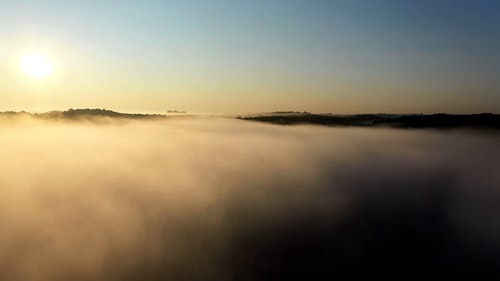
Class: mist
0,117,499,280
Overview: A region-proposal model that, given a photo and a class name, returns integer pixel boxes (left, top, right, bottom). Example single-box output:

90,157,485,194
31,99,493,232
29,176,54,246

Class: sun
20,54,53,78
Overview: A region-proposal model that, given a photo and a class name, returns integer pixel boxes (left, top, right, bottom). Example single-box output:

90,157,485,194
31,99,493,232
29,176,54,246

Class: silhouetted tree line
0,108,166,120
238,113,500,130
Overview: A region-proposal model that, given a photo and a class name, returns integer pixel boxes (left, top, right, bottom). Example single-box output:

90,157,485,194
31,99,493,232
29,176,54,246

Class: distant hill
269,111,311,115
2,109,499,130
0,108,166,120
238,113,500,130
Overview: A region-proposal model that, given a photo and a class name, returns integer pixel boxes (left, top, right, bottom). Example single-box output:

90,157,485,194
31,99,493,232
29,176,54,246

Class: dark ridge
269,111,312,115
237,113,500,130
0,108,166,120
383,113,500,129
167,110,187,114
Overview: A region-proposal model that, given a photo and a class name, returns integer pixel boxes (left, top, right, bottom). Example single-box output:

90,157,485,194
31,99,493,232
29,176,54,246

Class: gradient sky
1,0,499,114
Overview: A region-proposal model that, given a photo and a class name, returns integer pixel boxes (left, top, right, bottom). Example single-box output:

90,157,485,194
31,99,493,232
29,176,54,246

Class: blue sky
1,0,499,113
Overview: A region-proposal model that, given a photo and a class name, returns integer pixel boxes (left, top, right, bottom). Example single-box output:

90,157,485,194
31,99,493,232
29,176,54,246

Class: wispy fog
0,117,499,280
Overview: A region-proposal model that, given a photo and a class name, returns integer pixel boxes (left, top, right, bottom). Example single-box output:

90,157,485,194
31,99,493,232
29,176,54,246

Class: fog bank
0,118,499,280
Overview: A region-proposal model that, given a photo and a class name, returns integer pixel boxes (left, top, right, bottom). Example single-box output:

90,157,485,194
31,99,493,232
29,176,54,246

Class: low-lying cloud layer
0,117,499,280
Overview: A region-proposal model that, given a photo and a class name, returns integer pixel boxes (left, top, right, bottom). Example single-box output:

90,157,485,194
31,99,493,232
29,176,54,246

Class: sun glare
21,54,53,78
